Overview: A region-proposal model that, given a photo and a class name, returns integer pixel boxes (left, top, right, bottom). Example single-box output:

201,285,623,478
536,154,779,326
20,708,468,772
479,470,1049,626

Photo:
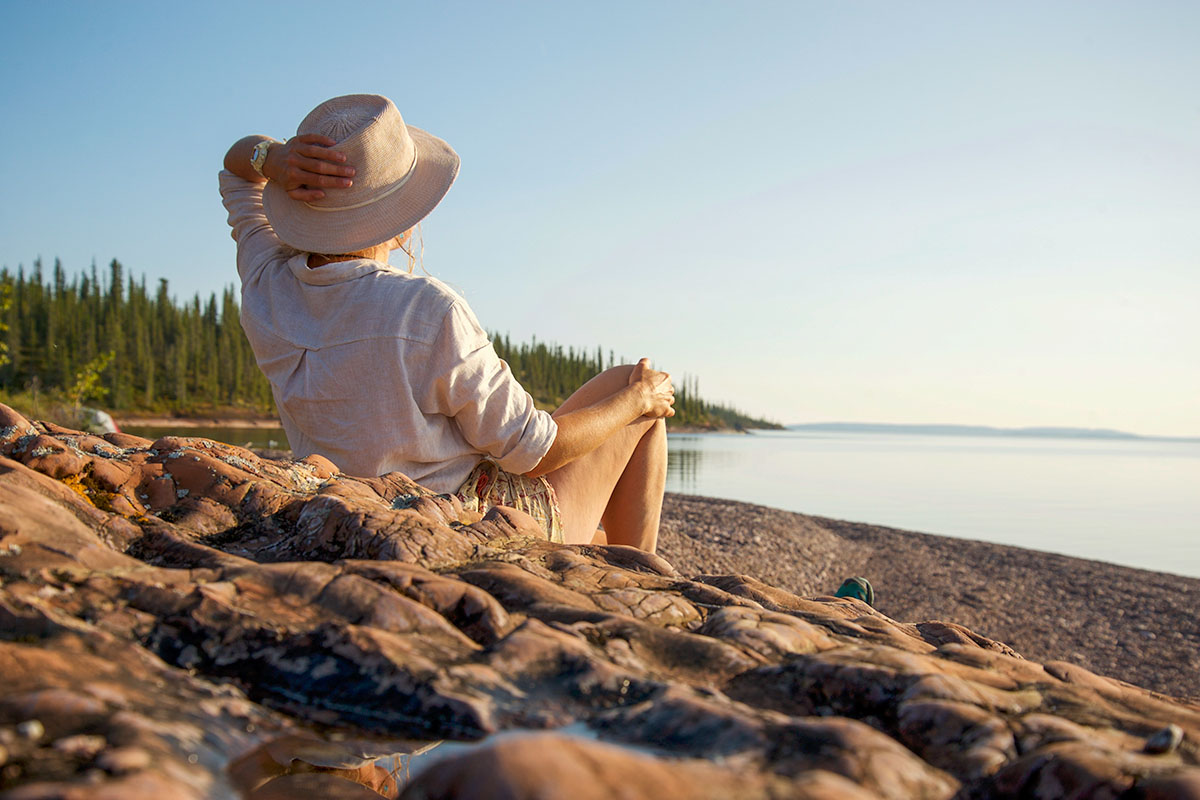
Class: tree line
490,334,780,430
0,259,779,430
1,258,271,416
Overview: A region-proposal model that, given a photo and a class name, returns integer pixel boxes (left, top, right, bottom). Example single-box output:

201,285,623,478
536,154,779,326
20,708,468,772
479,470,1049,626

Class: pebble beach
658,492,1200,702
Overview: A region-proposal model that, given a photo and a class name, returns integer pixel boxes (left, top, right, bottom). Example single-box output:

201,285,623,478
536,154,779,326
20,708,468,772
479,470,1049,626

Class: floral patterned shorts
455,460,565,544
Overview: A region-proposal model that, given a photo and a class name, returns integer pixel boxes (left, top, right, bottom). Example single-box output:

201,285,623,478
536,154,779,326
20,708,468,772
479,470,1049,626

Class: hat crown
297,94,416,211
261,93,459,254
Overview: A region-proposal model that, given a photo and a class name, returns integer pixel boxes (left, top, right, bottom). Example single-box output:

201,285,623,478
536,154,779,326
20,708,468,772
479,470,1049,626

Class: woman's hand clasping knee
629,358,675,419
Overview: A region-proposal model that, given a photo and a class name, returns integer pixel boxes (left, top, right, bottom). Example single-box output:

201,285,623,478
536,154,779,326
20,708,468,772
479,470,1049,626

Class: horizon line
783,421,1200,443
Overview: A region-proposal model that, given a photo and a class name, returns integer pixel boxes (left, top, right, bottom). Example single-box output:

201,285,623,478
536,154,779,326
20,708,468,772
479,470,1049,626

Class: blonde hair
309,223,423,272
394,223,425,274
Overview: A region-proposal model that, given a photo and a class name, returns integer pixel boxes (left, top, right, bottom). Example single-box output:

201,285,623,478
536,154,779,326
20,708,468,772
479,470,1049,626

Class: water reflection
666,434,744,496
666,435,703,492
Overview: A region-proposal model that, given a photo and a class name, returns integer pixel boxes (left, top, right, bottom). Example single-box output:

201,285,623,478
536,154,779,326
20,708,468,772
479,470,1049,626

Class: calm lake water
667,430,1200,578
122,424,1199,578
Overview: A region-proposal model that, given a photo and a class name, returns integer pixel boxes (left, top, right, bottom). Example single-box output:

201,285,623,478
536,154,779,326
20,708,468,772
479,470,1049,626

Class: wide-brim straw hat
263,94,460,254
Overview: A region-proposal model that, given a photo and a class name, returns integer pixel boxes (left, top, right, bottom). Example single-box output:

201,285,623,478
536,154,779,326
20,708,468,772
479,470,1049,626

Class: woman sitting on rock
221,94,674,551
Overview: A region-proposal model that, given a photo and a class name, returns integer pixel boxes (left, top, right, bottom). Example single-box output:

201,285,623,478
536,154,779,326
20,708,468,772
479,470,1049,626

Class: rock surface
0,403,1197,799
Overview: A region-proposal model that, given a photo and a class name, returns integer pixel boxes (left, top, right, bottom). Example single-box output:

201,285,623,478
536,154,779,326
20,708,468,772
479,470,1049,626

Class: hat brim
262,125,460,254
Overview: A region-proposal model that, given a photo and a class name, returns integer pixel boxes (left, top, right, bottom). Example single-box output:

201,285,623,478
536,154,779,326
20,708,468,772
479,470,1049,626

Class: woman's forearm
527,358,675,477
224,135,278,183
527,384,653,477
223,135,353,202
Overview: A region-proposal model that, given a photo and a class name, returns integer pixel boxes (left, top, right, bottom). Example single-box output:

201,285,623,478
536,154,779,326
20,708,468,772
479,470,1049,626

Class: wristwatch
250,140,275,177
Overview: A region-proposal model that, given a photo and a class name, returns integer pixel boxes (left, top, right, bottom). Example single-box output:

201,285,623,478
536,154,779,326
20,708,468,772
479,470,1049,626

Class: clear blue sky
3,1,1197,436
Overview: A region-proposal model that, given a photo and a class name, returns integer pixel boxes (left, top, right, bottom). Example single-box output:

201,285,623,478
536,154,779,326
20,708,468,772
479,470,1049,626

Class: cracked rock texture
0,404,1197,799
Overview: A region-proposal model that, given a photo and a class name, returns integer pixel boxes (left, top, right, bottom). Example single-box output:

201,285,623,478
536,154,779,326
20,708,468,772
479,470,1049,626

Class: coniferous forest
0,259,780,431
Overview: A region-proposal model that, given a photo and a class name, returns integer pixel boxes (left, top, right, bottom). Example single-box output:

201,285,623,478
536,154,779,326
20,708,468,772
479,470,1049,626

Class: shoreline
658,492,1200,702
115,415,284,429
666,424,750,435
116,417,779,434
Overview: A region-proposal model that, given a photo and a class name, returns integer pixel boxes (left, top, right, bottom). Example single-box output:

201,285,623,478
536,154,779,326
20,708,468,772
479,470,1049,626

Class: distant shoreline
115,415,283,430
787,421,1200,443
667,424,752,435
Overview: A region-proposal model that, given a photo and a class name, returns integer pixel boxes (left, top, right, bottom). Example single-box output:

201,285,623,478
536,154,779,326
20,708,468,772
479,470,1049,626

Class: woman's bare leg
545,366,668,550
601,419,666,551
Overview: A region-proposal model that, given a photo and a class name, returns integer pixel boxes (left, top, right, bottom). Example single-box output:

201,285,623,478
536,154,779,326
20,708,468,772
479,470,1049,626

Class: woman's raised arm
223,134,356,202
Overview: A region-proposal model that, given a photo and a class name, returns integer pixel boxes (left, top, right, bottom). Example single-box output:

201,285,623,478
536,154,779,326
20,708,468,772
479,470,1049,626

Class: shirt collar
286,253,400,286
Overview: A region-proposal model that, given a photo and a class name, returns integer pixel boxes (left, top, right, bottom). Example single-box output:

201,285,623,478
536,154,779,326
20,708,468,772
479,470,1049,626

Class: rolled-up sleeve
422,299,558,475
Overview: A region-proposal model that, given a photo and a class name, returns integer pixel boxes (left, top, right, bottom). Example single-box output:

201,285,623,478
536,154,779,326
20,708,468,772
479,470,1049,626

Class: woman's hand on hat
263,134,357,202
629,358,676,419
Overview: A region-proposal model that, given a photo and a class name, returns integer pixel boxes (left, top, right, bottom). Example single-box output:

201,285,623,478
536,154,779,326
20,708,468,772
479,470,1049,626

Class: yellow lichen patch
58,472,98,507
58,470,118,513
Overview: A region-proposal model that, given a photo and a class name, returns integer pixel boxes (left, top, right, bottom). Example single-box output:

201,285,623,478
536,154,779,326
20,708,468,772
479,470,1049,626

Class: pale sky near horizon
2,2,1197,437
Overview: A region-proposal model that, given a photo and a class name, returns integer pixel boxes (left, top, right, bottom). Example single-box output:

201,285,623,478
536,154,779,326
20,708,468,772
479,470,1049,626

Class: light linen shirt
219,171,557,493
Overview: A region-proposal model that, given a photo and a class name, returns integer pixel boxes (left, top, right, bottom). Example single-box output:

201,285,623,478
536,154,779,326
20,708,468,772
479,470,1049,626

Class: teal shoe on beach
835,577,875,607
